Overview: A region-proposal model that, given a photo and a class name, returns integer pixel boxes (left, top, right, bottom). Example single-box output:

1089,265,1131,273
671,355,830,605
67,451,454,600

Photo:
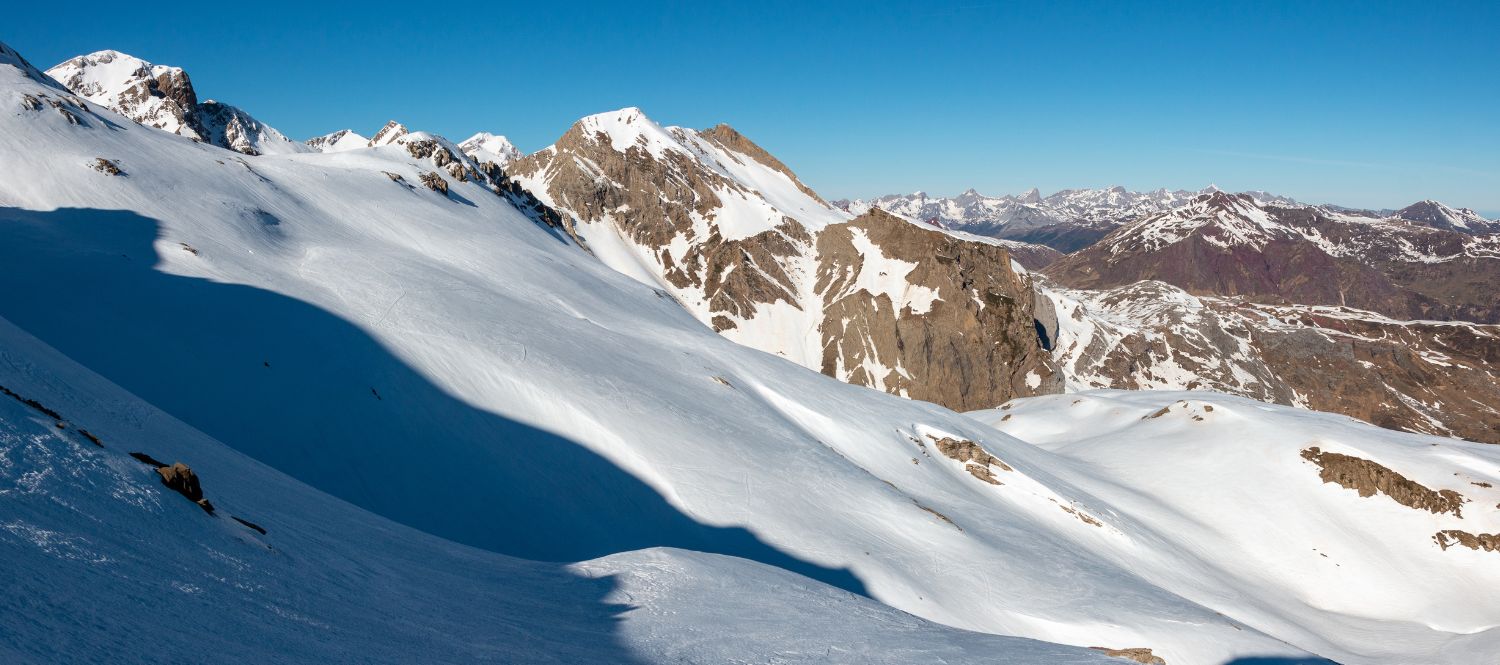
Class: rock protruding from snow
368,120,408,147
45,50,307,156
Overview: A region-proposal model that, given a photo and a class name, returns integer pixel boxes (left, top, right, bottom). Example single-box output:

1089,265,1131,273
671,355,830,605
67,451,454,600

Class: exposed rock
1089,646,1166,665
1434,530,1500,552
698,123,827,205
419,171,448,195
816,209,1061,410
368,120,408,147
91,157,122,175
155,462,215,514
1301,447,1464,516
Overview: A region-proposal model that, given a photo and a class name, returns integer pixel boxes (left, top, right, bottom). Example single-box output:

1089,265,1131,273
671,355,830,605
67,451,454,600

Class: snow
306,129,370,152
0,315,1121,665
1,43,1494,664
845,227,941,315
458,131,521,166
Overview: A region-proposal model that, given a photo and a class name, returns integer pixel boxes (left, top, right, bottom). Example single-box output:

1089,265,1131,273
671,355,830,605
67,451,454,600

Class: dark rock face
1046,193,1500,324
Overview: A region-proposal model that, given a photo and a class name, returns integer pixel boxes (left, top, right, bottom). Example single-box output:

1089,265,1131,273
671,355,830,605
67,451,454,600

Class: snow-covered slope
973,390,1500,664
4,40,1497,664
0,315,1126,665
46,50,308,156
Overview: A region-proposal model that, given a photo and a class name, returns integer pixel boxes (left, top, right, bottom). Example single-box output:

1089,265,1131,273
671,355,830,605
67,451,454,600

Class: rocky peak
306,129,370,152
458,132,522,167
1018,187,1042,204
1396,199,1498,234
504,108,1059,410
47,50,202,141
368,121,409,147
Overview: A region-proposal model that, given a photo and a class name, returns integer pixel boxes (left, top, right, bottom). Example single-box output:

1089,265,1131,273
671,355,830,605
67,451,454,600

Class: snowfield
1,41,1497,664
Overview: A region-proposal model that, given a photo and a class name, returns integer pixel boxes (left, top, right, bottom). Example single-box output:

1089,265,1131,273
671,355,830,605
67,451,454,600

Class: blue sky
9,1,1499,212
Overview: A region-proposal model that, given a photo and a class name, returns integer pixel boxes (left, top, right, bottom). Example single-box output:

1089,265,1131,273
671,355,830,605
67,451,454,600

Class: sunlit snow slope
2,40,1495,664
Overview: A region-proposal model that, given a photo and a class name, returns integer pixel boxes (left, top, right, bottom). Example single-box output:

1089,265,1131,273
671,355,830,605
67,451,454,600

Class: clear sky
9,1,1499,212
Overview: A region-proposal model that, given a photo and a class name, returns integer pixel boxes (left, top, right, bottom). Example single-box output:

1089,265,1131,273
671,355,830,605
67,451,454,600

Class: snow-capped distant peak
458,131,522,166
306,128,370,152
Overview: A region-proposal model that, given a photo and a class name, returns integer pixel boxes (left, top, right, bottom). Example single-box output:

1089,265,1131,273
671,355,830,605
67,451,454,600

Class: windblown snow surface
2,42,1497,664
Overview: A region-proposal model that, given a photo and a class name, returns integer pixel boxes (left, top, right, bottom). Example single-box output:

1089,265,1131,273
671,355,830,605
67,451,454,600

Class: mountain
4,39,1500,664
45,50,307,156
0,315,1127,665
506,108,1062,410
1395,199,1500,234
1037,279,1500,444
306,128,369,152
1045,192,1500,323
835,186,1295,252
459,131,522,166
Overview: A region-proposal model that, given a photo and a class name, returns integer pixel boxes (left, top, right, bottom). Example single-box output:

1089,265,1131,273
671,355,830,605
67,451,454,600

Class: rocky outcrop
1301,447,1464,516
91,157,122,175
1434,530,1500,553
928,435,1013,484
1089,647,1166,665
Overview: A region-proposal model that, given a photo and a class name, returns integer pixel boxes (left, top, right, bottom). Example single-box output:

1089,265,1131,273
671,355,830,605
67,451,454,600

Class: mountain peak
368,120,408,147
459,131,522,166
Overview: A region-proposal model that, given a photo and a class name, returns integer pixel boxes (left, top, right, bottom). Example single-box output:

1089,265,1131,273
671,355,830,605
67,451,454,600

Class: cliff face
507,109,1059,409
817,210,1060,410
